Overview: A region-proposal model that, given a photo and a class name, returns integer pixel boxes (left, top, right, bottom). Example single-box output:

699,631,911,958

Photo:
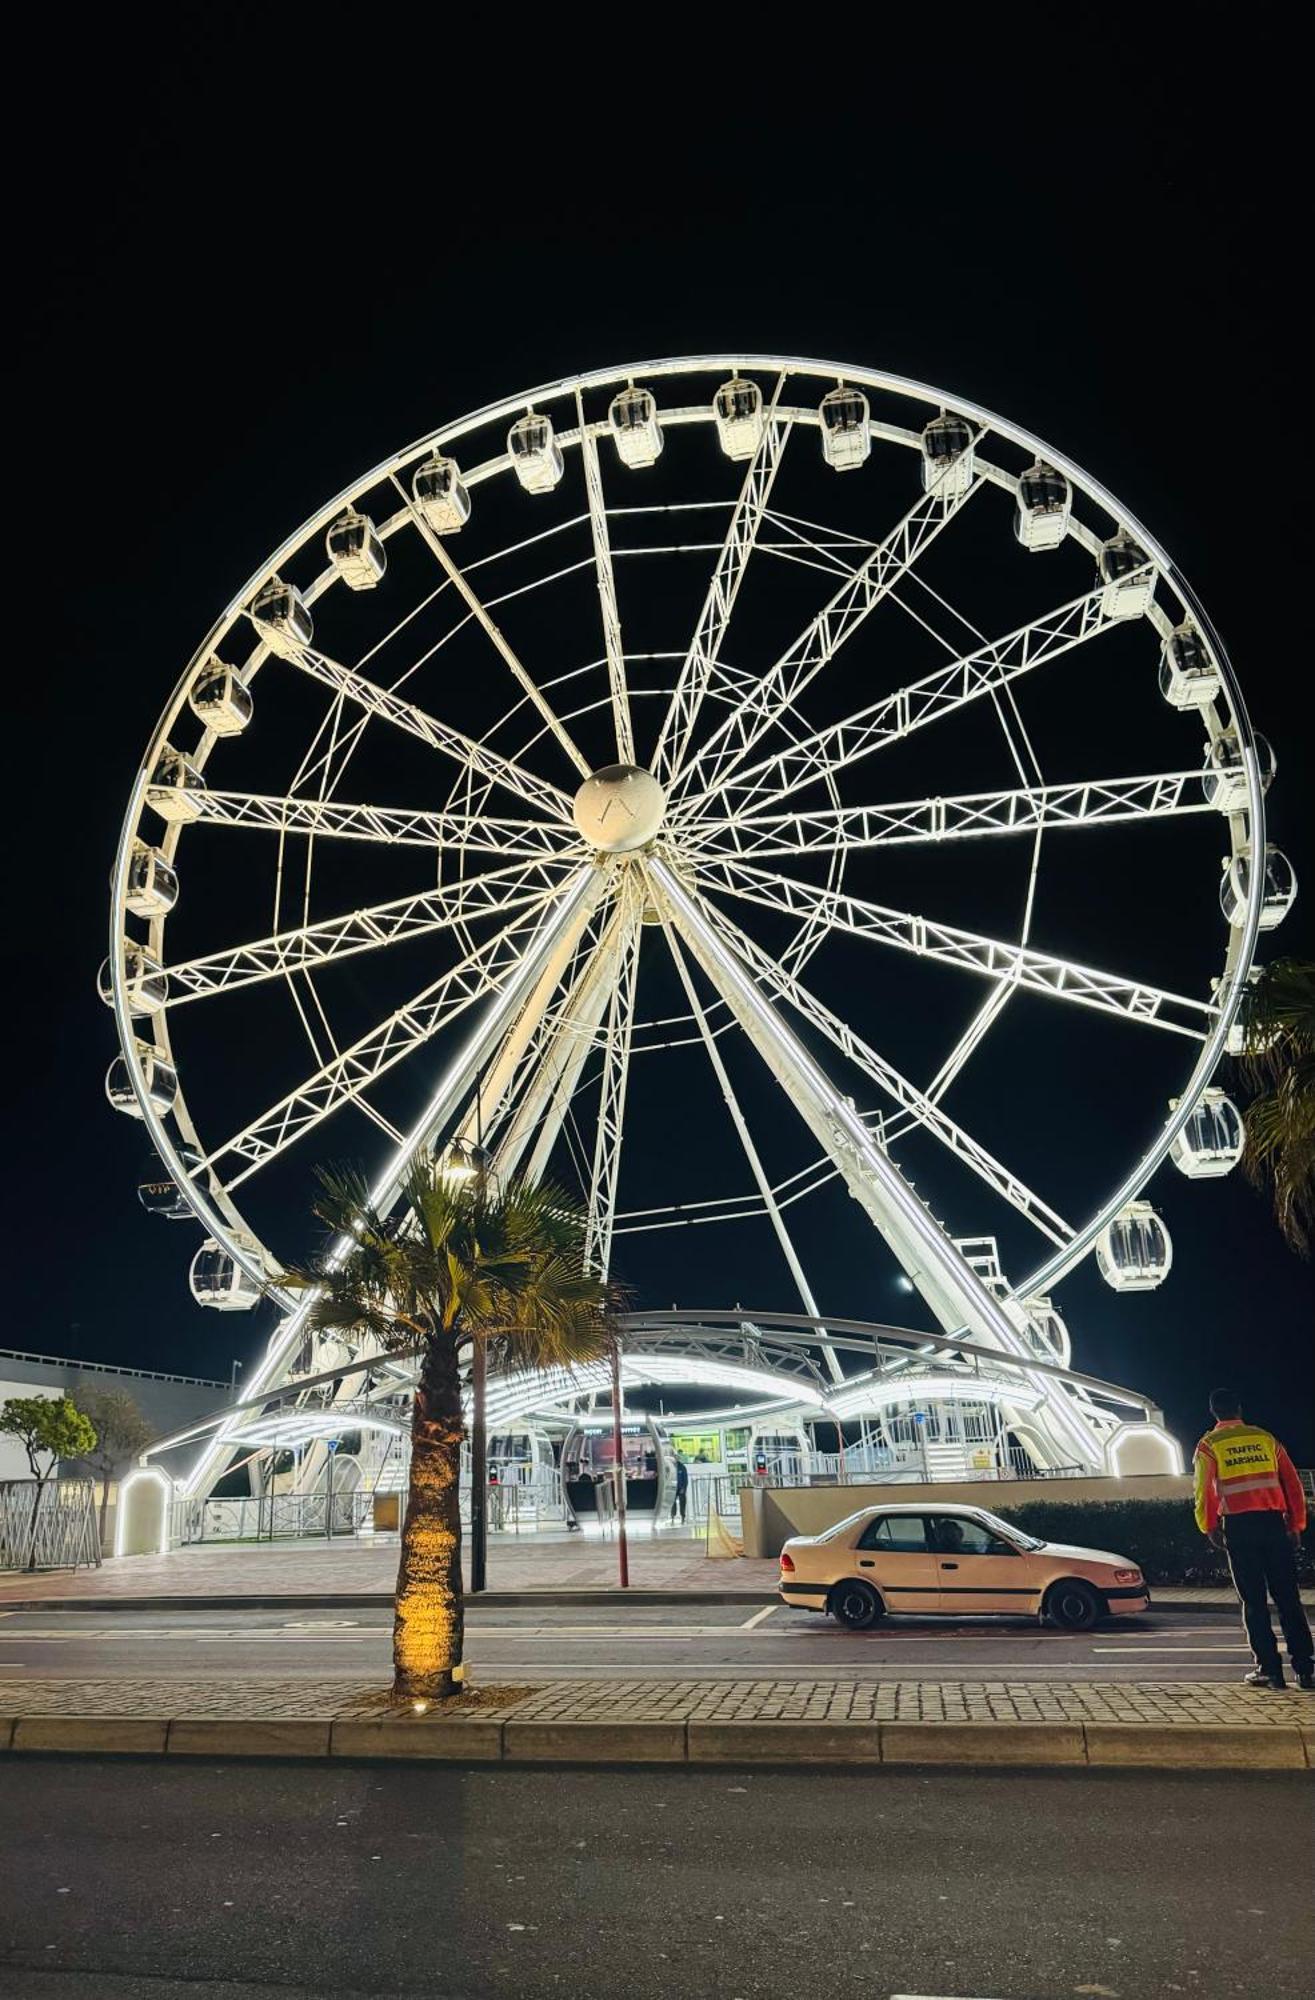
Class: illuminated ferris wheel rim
108,354,1273,1451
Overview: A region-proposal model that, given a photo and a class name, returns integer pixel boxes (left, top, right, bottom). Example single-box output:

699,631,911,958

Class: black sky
8,20,1312,1457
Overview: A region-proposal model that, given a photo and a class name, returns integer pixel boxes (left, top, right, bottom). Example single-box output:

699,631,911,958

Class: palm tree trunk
392,1334,465,1699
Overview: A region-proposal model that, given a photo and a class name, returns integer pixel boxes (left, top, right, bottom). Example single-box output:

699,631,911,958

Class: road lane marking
740,1605,778,1629
1093,1645,1249,1654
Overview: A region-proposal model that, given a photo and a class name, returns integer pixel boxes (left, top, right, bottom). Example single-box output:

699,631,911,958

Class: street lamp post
610,1338,629,1590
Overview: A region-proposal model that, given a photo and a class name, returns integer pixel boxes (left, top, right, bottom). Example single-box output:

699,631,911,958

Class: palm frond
1234,961,1315,1258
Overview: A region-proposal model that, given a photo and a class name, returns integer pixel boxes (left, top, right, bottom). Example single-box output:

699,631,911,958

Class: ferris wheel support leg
498,905,636,1186
665,926,845,1385
180,867,605,1503
442,872,615,1166
647,857,1105,1472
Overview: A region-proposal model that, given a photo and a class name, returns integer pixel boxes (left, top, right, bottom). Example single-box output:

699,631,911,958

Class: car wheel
831,1581,884,1630
1047,1580,1101,1631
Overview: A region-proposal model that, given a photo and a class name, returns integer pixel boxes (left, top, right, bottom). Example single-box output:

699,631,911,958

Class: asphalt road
0,1760,1310,1999
0,1603,1279,1682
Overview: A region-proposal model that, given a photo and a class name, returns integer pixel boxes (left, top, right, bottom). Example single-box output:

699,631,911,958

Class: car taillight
779,1551,795,1572
1113,1568,1141,1584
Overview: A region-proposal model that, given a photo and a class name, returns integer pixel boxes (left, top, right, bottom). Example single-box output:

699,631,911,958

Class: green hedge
993,1498,1315,1588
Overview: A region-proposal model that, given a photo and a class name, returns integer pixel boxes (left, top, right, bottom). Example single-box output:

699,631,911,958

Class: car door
931,1514,1040,1614
853,1514,940,1610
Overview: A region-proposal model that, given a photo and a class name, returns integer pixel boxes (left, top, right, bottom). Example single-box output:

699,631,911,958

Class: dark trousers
1224,1511,1313,1675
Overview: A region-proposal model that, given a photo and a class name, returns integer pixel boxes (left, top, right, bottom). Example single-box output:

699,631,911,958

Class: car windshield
972,1507,1045,1551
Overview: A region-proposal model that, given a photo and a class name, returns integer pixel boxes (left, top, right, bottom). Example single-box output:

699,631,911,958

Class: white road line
740,1605,778,1630
1093,1645,1249,1654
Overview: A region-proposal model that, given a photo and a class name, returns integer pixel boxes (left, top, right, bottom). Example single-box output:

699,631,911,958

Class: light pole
441,1095,492,1596
610,1338,629,1590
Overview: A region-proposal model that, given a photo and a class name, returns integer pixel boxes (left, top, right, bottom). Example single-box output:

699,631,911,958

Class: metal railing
0,1347,228,1389
197,1491,369,1541
1,1478,101,1571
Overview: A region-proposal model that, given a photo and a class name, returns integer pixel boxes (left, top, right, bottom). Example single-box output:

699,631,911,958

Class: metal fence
198,1491,369,1541
0,1478,101,1571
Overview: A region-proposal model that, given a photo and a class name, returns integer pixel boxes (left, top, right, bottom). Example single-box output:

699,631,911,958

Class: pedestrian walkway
1,1672,1311,1726
0,1536,770,1603
1,1539,1310,1609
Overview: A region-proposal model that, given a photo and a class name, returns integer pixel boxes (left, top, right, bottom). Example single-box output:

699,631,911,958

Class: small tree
76,1389,157,1537
0,1396,98,1570
282,1156,618,1700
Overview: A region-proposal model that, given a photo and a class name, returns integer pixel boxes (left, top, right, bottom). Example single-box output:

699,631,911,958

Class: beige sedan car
778,1502,1149,1630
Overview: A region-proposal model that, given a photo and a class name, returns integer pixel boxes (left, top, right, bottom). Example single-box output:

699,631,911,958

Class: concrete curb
2,1589,1306,1615
2,1713,1310,1769
0,1588,777,1614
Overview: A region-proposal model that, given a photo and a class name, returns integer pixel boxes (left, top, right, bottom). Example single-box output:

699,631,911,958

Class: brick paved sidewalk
3,1674,1312,1727
3,1540,1307,1608
0,1536,767,1603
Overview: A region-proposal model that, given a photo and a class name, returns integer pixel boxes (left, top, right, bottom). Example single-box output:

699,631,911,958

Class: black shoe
1297,1672,1315,1692
1243,1667,1287,1690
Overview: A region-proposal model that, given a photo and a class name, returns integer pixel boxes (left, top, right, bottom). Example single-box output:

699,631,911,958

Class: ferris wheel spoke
686,768,1211,860
275,640,573,822
652,380,790,781
668,457,985,805
676,574,1136,827
577,399,635,765
393,471,592,778
670,879,1075,1247
646,855,1102,1468
183,789,577,858
165,857,574,1003
203,871,597,1188
702,855,1216,1039
583,885,644,1278
664,926,836,1363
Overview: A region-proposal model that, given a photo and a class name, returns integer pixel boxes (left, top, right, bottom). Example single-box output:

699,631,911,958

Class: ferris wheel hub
572,763,666,853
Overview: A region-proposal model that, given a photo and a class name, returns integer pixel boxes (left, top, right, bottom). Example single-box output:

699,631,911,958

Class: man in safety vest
1194,1387,1313,1691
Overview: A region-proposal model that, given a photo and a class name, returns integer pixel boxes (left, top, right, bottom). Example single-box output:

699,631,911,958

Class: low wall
737,1474,1194,1558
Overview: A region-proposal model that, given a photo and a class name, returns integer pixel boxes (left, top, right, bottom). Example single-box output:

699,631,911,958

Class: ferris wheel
105,355,1295,1494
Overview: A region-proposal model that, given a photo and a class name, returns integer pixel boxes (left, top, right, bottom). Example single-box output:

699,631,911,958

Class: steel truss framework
106,356,1274,1502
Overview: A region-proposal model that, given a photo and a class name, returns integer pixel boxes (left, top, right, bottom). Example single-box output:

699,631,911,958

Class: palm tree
1235,958,1315,1255
282,1155,618,1700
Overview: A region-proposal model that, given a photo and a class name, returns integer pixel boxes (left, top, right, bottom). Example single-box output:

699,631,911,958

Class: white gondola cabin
1015,462,1071,550
1158,623,1221,709
1201,731,1275,813
508,411,563,494
249,577,313,657
819,385,871,470
190,1237,262,1310
326,509,386,590
1220,845,1297,930
125,842,179,919
98,945,167,1015
1220,970,1280,1056
712,375,764,459
189,660,253,737
105,1042,178,1119
1095,1200,1172,1291
1169,1088,1245,1178
608,385,663,468
921,415,975,496
412,452,471,534
148,748,206,822
1098,533,1154,618
137,1144,203,1218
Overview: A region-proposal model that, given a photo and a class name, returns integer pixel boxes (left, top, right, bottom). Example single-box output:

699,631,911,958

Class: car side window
858,1515,930,1552
935,1516,1016,1556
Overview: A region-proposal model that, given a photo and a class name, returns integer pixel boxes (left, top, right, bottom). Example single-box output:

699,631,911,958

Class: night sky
10,23,1312,1461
